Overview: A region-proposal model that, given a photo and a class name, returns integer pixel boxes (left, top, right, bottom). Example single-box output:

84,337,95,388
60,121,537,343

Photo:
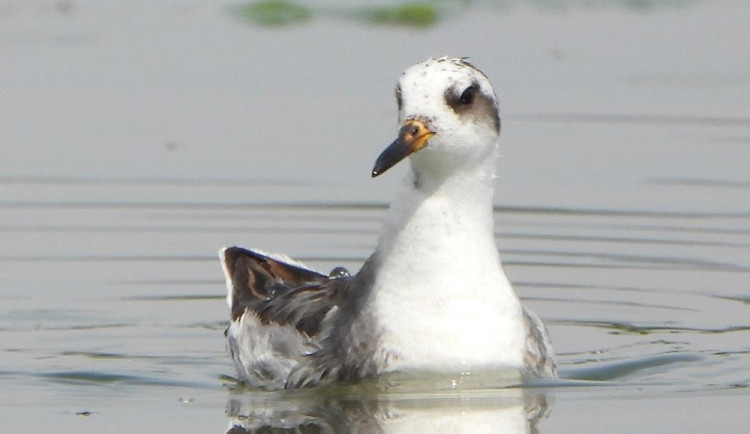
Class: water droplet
329,267,350,279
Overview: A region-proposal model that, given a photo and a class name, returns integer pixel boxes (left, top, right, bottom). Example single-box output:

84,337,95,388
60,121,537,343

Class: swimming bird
221,57,556,390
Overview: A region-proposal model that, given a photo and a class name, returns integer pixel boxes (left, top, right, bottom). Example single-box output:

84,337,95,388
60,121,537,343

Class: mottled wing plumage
221,247,350,388
522,308,557,377
222,247,329,317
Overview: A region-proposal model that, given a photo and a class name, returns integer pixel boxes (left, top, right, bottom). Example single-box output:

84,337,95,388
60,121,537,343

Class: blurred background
1,0,748,432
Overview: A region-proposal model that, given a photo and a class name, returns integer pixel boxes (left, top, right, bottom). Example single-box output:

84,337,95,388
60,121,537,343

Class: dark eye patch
445,81,480,111
444,81,500,135
395,85,403,112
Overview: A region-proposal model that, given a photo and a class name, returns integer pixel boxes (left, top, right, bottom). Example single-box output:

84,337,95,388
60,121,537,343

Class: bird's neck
363,155,525,372
374,155,502,277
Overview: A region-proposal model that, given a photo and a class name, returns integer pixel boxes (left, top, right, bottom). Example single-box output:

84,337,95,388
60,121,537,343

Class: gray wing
220,246,351,388
221,246,349,337
522,307,557,377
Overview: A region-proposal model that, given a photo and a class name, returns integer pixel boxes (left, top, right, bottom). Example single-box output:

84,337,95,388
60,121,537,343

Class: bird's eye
459,85,477,105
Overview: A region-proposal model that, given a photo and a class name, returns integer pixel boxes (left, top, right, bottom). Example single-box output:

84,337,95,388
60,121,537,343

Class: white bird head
372,57,501,179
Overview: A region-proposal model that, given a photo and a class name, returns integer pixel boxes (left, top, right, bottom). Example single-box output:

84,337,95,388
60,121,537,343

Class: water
1,0,749,432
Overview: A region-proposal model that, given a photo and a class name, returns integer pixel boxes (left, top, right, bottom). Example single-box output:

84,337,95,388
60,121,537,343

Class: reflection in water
225,383,549,433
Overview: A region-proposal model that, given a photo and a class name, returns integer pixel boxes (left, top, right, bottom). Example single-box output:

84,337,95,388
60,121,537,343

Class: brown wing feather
221,246,348,337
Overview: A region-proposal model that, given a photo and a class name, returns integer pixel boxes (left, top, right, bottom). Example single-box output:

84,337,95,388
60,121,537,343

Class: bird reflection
225,375,550,434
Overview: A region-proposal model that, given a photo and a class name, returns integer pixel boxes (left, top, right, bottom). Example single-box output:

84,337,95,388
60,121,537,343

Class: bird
220,57,556,390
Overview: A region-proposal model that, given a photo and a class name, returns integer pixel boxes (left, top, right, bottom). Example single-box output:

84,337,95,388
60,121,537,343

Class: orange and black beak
372,119,436,177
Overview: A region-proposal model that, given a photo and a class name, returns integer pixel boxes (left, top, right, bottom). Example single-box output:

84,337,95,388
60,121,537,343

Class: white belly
370,271,527,373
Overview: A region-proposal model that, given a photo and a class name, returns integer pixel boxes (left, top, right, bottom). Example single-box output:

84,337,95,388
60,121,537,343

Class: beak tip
372,159,389,177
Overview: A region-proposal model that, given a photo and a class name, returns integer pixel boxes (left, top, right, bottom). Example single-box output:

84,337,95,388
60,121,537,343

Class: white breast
366,171,527,373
